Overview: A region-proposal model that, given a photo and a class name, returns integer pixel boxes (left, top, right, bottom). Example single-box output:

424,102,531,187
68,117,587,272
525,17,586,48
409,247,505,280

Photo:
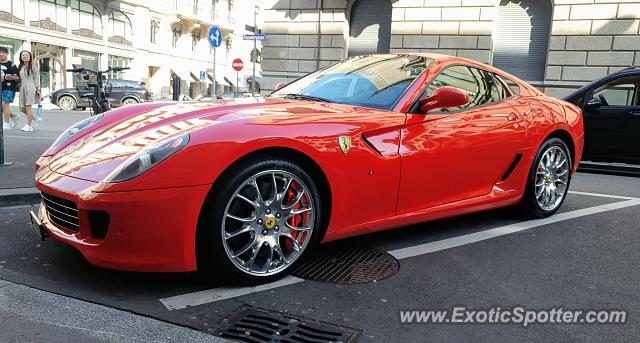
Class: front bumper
34,168,211,272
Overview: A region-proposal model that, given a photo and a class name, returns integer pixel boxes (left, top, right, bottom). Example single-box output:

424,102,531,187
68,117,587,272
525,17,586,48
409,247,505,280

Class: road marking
4,135,56,140
159,276,305,311
568,190,638,201
160,194,640,311
389,198,640,259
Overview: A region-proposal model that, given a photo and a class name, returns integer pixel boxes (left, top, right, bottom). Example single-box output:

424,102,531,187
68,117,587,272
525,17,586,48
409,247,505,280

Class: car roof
564,67,640,101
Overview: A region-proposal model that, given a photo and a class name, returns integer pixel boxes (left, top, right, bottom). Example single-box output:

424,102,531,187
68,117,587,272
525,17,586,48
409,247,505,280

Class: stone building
261,0,640,97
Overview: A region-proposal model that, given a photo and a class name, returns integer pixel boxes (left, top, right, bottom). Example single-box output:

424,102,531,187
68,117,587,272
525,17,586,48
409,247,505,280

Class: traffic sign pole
231,58,244,98
252,4,257,96
208,26,223,99
236,71,239,98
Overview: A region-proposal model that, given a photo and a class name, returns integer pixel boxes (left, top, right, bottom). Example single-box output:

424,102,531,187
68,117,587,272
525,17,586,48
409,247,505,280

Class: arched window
348,0,391,57
492,0,552,82
29,0,67,32
108,11,133,46
70,1,102,40
0,0,25,24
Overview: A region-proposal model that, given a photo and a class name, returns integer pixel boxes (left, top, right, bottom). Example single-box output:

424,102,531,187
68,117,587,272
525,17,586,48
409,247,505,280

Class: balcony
172,0,235,31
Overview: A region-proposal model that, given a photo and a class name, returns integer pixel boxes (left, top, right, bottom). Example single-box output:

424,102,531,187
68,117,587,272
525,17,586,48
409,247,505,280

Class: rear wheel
518,137,572,218
198,158,323,284
122,98,138,106
58,96,77,111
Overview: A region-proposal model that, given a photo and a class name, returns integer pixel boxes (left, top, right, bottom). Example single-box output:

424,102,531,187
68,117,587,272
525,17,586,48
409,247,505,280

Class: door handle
630,111,640,117
507,113,519,121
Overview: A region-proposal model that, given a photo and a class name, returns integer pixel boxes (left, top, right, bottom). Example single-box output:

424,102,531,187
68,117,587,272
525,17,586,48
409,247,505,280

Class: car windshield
270,55,434,110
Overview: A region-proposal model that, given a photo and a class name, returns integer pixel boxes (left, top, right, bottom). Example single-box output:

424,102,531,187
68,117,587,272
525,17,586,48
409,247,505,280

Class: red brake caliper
283,187,302,251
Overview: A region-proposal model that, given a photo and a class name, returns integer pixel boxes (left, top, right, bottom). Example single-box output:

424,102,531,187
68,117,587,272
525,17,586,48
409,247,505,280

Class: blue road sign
208,26,223,48
199,71,206,81
243,34,266,41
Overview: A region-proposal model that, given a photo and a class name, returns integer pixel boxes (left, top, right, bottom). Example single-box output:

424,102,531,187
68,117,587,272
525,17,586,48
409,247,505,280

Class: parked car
564,67,640,164
50,79,152,111
32,54,583,283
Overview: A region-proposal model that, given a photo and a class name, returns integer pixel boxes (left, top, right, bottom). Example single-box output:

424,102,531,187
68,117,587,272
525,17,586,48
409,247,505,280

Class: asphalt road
1,172,639,342
1,107,90,189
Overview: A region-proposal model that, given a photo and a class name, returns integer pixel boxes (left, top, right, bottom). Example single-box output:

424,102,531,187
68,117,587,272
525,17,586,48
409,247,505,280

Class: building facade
0,0,262,100
261,0,640,97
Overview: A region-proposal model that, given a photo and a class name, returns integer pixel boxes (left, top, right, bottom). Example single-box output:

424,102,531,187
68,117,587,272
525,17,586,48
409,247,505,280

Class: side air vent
500,153,523,181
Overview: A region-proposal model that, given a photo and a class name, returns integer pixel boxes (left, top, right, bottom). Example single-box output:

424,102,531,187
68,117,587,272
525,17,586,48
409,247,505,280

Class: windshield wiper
282,93,334,103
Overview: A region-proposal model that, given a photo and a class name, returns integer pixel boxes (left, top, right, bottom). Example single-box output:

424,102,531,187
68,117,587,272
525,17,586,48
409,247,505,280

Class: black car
564,67,640,165
50,79,152,111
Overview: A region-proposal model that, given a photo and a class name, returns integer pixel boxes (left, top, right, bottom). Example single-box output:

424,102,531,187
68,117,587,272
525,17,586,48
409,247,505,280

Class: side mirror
585,97,602,109
275,82,286,90
419,86,469,113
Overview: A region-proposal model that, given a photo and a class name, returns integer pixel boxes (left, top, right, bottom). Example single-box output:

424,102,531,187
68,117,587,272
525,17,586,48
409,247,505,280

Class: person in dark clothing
0,46,19,130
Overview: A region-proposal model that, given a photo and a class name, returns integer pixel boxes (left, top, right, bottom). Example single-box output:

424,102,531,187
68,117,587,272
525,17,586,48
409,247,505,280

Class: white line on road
160,276,305,311
4,135,56,140
568,190,638,201
159,192,640,311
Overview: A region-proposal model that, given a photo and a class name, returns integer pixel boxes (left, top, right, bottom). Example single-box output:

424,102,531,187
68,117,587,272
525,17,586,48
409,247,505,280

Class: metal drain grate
218,307,359,343
293,245,399,284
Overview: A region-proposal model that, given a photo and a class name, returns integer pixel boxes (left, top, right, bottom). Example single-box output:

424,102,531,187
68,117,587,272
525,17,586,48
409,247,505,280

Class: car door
581,75,640,163
397,65,527,214
106,80,124,104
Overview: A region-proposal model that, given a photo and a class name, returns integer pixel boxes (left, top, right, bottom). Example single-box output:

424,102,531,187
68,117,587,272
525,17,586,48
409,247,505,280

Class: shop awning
170,66,191,81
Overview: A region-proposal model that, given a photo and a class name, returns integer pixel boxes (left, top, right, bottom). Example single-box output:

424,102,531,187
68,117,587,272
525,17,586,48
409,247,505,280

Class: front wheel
122,98,139,106
58,96,77,111
198,158,323,284
518,137,572,218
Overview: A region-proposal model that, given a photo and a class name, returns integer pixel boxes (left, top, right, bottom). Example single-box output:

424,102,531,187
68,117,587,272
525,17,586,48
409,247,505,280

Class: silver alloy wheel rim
59,97,75,110
123,99,137,105
535,146,570,211
221,169,315,276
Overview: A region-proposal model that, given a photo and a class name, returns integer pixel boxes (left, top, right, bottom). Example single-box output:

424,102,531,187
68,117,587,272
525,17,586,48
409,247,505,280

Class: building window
150,19,160,43
29,0,67,32
493,0,552,82
70,0,102,40
108,55,132,79
172,26,182,48
192,30,201,51
108,10,133,46
193,0,199,15
72,49,100,87
348,0,391,57
0,0,25,24
210,0,218,21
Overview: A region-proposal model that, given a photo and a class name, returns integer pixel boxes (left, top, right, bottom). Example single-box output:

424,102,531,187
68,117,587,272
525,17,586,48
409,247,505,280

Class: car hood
47,98,377,182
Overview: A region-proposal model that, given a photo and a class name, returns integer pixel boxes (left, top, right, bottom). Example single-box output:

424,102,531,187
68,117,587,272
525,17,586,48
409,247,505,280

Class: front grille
41,192,79,232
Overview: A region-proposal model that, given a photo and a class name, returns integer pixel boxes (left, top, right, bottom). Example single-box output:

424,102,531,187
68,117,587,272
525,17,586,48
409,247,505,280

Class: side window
593,77,638,107
493,73,513,99
494,74,520,96
425,65,500,111
109,80,124,89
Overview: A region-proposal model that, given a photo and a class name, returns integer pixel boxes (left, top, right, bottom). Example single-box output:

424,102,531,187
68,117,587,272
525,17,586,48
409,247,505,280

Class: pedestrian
0,46,19,130
17,50,40,132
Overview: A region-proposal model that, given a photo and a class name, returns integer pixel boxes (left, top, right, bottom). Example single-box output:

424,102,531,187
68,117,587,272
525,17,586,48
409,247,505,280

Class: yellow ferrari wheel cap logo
339,136,351,154
264,216,276,229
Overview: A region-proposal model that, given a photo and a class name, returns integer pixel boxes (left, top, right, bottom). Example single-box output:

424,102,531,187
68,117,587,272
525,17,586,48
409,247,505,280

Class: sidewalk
0,278,232,343
0,107,89,205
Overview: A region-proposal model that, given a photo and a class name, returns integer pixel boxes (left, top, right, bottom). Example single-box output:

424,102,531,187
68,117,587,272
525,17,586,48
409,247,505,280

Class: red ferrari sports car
31,54,583,283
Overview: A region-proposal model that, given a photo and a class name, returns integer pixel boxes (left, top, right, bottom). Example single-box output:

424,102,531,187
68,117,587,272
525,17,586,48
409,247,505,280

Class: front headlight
104,134,190,183
49,114,104,151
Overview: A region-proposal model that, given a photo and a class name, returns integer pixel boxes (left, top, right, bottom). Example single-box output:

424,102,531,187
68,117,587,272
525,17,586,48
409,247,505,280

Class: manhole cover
218,307,359,343
293,245,399,284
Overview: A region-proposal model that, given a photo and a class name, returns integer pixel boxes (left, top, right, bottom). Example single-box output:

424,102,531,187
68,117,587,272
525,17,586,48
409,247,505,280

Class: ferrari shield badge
338,136,351,154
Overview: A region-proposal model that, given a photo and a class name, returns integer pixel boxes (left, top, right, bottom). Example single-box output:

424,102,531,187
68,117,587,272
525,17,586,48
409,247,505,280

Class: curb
0,187,40,207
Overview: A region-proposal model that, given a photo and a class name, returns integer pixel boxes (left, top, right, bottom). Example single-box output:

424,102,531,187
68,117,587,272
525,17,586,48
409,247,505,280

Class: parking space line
160,196,640,311
159,276,305,311
389,198,640,259
568,190,639,201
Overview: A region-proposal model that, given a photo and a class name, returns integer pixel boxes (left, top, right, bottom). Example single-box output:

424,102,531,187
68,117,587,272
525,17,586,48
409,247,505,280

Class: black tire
122,98,139,106
518,137,572,219
58,95,77,111
197,157,324,285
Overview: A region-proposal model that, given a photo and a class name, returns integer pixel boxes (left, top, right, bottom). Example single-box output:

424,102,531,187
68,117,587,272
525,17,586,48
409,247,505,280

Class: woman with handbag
17,50,40,132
